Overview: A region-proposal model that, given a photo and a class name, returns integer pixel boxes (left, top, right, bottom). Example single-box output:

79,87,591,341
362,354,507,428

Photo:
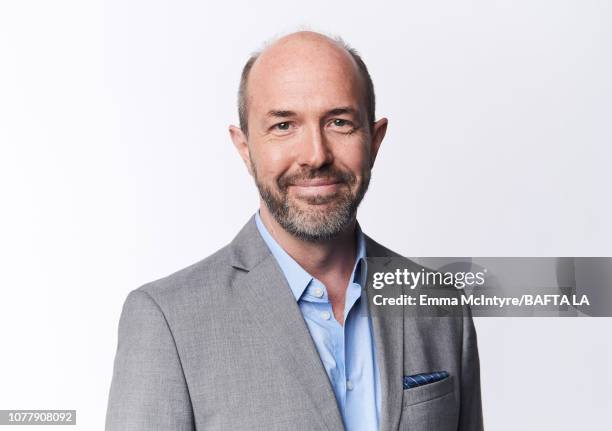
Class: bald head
238,31,375,135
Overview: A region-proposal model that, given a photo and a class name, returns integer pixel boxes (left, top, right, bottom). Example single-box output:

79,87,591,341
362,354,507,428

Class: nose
296,124,334,169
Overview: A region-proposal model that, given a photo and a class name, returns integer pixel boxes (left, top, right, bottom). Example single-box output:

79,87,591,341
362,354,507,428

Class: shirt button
313,287,324,298
321,311,331,320
346,380,354,390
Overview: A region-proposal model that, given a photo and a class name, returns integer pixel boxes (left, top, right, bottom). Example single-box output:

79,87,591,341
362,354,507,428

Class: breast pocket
399,375,458,431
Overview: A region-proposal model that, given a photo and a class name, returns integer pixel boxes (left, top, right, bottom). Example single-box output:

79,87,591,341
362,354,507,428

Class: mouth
288,178,343,197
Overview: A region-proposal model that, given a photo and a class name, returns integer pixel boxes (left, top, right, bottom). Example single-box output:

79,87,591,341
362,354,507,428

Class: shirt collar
254,211,367,302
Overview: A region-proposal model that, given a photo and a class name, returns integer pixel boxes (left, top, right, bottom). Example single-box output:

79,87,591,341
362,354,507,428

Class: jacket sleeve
105,290,194,431
458,304,484,430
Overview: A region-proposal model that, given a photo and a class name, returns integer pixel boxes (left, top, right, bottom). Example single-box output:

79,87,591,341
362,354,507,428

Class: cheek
250,140,294,180
332,140,371,176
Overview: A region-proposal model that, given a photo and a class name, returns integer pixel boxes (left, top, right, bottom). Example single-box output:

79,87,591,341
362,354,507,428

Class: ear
229,125,254,176
369,117,388,168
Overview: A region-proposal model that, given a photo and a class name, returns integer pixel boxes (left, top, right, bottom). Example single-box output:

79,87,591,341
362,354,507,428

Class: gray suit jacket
106,217,483,430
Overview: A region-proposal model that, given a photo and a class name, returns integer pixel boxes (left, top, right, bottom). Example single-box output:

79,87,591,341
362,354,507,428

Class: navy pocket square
403,371,449,389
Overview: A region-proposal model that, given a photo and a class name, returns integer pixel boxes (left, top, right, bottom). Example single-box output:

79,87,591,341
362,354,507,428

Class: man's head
229,31,388,242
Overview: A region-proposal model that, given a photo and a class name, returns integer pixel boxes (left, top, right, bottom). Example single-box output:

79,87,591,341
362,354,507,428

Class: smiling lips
289,177,343,196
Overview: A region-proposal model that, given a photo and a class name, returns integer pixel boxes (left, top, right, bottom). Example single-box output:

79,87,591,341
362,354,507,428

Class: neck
258,203,358,282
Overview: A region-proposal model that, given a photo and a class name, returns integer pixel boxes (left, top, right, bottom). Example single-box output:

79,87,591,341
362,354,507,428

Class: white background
1,0,611,429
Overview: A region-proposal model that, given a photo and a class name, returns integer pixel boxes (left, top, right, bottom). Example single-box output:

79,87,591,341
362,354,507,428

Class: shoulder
364,234,403,259
364,234,427,273
120,216,265,317
129,243,235,311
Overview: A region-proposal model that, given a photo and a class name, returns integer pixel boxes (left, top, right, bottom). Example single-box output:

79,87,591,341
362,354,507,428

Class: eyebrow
325,106,359,117
266,110,297,118
265,107,359,118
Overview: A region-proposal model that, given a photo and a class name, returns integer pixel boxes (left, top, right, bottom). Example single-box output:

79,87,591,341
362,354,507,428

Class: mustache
277,166,355,190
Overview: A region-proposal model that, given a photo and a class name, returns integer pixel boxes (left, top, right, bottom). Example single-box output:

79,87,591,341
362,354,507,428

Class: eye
328,118,356,133
273,122,291,131
332,119,350,127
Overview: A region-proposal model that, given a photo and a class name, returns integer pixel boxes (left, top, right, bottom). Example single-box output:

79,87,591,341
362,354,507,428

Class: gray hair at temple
237,34,376,136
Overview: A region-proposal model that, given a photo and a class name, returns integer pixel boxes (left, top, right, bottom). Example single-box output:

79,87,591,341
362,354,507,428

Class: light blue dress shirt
255,212,381,431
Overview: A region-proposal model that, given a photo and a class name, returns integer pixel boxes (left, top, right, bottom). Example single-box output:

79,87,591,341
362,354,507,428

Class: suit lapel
365,237,405,431
227,218,412,431
229,217,345,431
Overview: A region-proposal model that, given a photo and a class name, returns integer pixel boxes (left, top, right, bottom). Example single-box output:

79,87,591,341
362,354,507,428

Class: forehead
247,38,366,115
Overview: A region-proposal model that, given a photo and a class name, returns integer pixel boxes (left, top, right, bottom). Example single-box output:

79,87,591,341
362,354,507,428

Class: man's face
231,34,387,241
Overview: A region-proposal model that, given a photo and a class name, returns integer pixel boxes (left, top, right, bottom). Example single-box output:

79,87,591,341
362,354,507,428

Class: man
106,31,483,431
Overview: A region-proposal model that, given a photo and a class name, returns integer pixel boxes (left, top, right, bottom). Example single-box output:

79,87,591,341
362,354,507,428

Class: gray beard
252,164,370,242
